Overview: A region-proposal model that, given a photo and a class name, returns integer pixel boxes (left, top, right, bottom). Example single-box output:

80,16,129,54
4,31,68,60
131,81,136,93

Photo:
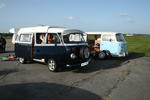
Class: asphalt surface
0,39,150,100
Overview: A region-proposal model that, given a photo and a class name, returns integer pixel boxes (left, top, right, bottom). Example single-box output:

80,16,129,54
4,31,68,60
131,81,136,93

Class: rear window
19,34,32,42
63,33,85,44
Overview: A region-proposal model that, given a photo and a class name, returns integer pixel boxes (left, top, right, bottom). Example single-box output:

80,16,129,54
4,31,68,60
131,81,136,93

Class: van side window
36,33,46,44
87,35,101,40
47,33,60,44
102,35,115,42
19,34,32,42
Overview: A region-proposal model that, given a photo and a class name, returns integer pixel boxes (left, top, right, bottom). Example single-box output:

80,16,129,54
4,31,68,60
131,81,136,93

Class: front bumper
112,52,128,57
66,59,91,67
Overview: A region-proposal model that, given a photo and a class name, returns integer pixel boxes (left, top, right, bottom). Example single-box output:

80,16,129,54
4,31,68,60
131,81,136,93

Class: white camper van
85,32,128,59
9,26,91,72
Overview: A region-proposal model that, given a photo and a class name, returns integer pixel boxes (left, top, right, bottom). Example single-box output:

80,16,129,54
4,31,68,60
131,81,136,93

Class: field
125,36,150,57
0,33,13,39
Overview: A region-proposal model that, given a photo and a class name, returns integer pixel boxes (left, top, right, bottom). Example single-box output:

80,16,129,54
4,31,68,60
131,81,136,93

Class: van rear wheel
48,59,57,72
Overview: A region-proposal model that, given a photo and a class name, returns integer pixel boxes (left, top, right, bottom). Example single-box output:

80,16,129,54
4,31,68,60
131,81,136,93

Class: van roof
17,26,83,35
85,32,121,35
18,26,67,34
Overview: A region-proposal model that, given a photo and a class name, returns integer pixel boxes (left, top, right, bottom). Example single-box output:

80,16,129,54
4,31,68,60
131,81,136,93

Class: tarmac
0,39,150,100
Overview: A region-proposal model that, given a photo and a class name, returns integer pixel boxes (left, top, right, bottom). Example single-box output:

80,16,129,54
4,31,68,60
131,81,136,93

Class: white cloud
127,18,135,23
120,13,130,17
0,3,6,8
120,12,135,23
66,16,77,20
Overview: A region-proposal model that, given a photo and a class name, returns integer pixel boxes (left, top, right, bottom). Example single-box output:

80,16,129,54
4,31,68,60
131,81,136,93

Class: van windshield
63,33,85,44
116,33,125,42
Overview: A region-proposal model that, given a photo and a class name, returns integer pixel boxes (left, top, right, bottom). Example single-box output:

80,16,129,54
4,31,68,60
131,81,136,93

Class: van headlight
70,53,76,59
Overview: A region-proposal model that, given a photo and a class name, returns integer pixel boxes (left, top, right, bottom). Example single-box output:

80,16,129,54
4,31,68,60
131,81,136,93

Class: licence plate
81,61,89,67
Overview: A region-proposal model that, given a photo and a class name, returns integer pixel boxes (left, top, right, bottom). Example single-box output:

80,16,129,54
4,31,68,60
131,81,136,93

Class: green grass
0,33,13,39
125,36,150,57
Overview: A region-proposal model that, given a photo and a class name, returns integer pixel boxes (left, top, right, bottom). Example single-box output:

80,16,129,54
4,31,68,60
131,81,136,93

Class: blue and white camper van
10,26,91,72
85,32,128,59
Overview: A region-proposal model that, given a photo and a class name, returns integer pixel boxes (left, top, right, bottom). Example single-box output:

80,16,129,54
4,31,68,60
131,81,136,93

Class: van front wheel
48,59,57,72
98,51,106,59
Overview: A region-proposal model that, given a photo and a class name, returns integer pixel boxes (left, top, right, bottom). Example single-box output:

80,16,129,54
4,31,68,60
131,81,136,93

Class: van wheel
19,58,26,64
98,51,106,59
48,59,57,72
80,46,90,60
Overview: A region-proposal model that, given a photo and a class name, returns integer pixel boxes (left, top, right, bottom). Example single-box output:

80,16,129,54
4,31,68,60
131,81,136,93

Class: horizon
0,0,150,34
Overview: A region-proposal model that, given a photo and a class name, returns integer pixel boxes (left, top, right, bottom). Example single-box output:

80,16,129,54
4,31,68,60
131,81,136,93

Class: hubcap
99,52,105,59
84,47,90,59
48,60,56,71
19,58,24,63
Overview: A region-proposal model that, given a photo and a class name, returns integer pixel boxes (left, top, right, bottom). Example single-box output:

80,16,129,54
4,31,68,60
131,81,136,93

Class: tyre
19,58,26,64
98,51,106,59
105,51,111,58
47,59,58,72
80,46,90,60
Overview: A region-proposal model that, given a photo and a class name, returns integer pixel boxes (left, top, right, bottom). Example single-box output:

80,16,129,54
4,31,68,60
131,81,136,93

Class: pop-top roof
16,26,83,35
18,26,66,34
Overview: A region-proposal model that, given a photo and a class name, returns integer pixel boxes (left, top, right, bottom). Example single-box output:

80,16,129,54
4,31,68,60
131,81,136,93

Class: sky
0,0,150,34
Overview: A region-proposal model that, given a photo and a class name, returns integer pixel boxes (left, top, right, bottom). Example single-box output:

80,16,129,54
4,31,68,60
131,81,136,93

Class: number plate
81,61,89,67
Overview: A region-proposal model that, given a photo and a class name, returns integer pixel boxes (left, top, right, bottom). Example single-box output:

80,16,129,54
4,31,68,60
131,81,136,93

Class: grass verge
125,36,150,57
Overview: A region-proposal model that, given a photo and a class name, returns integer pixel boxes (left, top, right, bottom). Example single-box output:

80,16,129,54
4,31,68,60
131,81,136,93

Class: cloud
66,16,78,20
0,3,6,8
127,18,136,23
120,13,130,17
120,12,135,23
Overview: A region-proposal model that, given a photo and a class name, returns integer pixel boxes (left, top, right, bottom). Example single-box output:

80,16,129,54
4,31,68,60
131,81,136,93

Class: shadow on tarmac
72,52,144,73
0,82,101,100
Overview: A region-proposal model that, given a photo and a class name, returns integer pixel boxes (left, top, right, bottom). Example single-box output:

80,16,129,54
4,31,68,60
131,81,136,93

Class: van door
15,33,33,59
100,34,117,55
34,33,66,62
